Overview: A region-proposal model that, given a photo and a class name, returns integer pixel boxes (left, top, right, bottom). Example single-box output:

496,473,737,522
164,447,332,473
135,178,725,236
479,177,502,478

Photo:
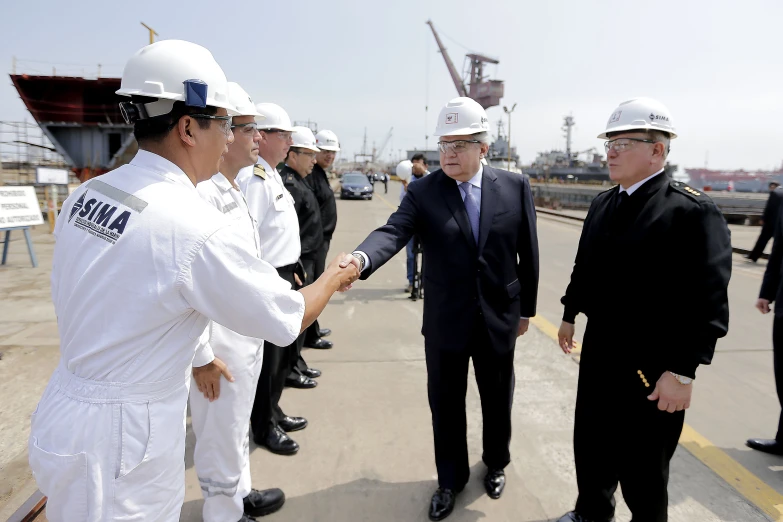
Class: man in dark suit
341,97,539,521
556,98,732,522
747,182,782,262
749,194,783,455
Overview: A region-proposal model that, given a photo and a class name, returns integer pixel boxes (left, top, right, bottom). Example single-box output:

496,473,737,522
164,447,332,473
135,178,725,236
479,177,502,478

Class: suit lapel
478,166,498,254
439,171,477,251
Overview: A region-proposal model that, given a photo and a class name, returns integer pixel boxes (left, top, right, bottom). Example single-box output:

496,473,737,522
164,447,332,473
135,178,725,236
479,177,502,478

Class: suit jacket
561,174,732,378
758,191,783,312
355,166,539,354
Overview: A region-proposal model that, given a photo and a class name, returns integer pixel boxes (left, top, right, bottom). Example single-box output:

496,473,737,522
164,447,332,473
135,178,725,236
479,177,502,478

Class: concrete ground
0,180,779,521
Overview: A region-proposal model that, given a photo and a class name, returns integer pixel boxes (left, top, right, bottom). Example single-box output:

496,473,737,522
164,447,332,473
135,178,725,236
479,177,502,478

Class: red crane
426,20,504,110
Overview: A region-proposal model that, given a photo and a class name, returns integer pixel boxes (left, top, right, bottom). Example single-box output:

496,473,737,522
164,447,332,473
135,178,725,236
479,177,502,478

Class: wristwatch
669,372,693,385
351,252,365,271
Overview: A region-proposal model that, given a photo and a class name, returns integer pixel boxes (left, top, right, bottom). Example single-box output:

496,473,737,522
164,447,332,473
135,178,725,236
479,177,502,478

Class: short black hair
770,182,780,189
411,153,426,163
286,146,304,161
133,101,217,145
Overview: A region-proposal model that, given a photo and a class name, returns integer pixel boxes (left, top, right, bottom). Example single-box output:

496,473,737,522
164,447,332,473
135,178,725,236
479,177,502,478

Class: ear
652,141,666,158
480,142,490,156
178,116,197,148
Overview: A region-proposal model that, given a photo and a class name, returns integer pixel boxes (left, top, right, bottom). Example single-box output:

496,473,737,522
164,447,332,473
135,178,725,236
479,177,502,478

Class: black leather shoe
257,427,299,455
303,367,321,379
556,511,614,522
237,515,255,522
317,328,331,337
484,469,505,499
243,488,285,517
747,438,783,455
285,374,317,389
305,338,333,349
279,416,308,432
429,488,457,521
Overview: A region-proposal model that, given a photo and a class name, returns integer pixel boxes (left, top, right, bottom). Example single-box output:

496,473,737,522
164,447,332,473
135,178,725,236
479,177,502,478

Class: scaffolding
0,121,73,185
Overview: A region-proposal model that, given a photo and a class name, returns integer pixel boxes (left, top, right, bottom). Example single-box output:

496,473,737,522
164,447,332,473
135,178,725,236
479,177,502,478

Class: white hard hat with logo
434,97,491,137
226,82,263,118
255,103,295,132
116,40,237,121
598,97,677,139
396,160,413,182
315,130,340,151
291,126,320,152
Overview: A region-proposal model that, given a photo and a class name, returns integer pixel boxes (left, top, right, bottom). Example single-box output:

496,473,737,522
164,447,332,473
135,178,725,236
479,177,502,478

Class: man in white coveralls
190,81,287,521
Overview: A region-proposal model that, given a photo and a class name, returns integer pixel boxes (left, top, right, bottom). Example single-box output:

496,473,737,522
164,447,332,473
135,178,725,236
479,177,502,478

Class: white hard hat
434,97,490,137
315,130,340,151
255,103,295,131
227,82,263,118
116,40,237,120
396,160,413,182
291,126,319,152
598,97,677,139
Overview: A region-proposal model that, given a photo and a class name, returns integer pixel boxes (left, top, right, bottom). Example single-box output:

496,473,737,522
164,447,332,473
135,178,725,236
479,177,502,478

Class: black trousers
750,221,775,261
425,314,515,490
773,316,783,440
289,256,317,376
304,240,330,344
573,326,685,522
250,265,304,438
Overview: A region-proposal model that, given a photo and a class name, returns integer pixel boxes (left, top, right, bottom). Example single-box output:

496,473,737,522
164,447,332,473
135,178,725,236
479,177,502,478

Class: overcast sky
1,0,781,171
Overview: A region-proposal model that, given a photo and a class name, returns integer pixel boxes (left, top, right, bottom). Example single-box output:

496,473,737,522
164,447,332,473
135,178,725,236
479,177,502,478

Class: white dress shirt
239,156,301,268
619,168,665,196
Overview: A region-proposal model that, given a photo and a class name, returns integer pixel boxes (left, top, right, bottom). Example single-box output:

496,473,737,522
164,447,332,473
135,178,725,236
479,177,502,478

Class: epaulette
669,180,704,201
253,164,267,180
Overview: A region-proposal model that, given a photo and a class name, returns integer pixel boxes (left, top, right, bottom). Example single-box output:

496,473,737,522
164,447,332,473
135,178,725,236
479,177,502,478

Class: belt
276,262,298,274
51,362,190,403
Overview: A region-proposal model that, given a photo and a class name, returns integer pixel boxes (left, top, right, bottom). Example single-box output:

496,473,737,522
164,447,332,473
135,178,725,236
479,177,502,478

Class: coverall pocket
116,402,152,479
29,436,90,521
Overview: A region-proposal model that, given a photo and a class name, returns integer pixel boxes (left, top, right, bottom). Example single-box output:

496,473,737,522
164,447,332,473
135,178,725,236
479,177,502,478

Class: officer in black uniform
747,182,782,262
749,195,783,455
556,98,732,522
281,127,325,388
303,130,341,349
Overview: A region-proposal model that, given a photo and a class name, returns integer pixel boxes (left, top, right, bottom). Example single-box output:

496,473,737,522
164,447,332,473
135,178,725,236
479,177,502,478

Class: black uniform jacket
561,173,732,378
305,163,338,241
758,191,783,312
281,165,323,259
355,166,539,354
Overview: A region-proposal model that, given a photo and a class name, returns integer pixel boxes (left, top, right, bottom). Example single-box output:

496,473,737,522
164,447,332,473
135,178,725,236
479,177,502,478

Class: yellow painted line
374,191,399,212
530,313,783,520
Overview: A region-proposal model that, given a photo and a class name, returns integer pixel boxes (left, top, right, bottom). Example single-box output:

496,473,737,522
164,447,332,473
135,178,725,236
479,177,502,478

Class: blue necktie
459,182,480,245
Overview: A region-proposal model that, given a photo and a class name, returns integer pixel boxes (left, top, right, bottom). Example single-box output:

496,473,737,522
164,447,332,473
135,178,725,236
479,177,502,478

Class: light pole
503,103,517,171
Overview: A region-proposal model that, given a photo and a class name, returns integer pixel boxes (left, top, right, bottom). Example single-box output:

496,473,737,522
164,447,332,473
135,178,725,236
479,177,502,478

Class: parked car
340,172,374,200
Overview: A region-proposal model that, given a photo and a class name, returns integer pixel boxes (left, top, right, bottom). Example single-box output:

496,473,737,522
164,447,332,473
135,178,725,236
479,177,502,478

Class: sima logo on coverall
68,190,132,244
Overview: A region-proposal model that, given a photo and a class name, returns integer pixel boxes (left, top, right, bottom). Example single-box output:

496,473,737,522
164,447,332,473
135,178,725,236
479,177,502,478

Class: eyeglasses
190,114,233,137
604,138,655,153
293,150,316,158
231,122,259,136
262,129,293,141
437,140,481,154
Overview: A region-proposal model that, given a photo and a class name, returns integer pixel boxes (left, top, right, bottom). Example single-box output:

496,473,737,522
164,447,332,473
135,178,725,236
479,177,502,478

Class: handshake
322,252,363,292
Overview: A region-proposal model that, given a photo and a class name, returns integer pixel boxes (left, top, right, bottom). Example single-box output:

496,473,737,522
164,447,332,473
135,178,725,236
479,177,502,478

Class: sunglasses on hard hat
190,114,233,137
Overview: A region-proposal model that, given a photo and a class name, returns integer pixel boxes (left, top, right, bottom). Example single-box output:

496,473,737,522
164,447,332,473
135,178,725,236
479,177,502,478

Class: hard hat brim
598,124,677,140
256,121,295,132
317,145,340,152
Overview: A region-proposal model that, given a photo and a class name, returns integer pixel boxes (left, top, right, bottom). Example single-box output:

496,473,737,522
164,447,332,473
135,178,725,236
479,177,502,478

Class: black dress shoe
747,438,783,455
279,415,308,432
285,374,317,389
317,328,331,337
243,488,285,517
484,468,505,499
303,367,321,379
429,488,457,521
556,511,614,522
237,515,255,522
305,338,333,349
257,426,299,455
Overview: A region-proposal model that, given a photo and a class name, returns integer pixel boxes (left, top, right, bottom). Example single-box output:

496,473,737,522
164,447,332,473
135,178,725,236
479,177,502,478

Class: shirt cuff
192,339,215,368
520,317,529,320
353,251,371,273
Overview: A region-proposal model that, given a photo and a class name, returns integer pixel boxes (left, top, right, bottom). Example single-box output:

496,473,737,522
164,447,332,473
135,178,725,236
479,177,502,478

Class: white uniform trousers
190,341,264,522
29,363,191,522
